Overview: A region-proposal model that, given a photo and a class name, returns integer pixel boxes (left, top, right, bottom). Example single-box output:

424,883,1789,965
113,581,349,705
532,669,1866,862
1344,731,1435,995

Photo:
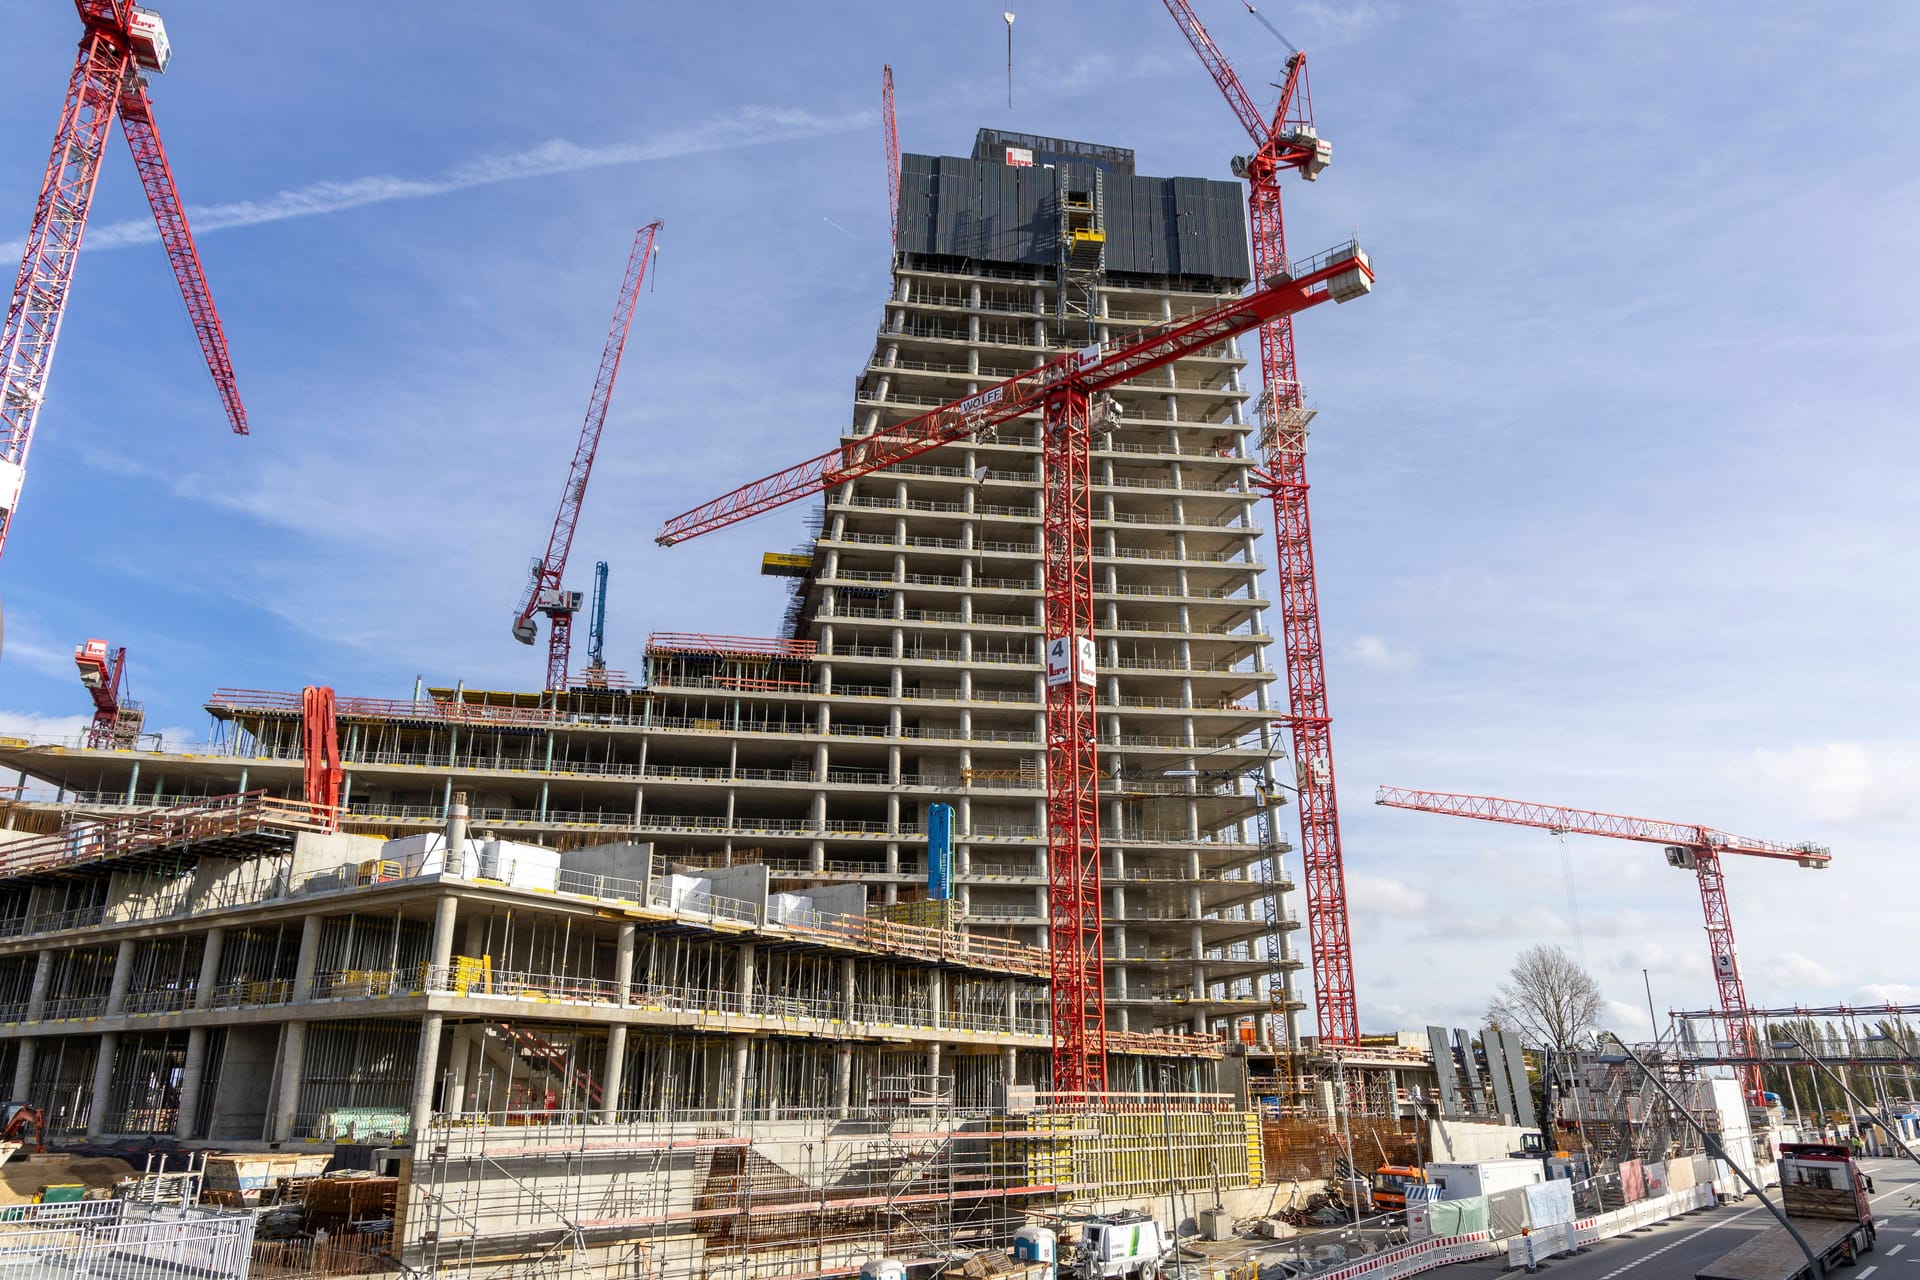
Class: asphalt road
1442,1156,1920,1279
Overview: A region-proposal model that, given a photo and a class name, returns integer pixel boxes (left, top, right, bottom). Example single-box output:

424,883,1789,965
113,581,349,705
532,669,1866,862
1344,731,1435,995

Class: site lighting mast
1374,786,1832,1097
1161,1,1358,1046
511,221,662,692
0,1,249,559
658,241,1374,1096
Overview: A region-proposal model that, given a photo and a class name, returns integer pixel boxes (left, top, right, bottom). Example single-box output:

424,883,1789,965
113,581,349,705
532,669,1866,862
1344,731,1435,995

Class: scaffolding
405,1085,1264,1280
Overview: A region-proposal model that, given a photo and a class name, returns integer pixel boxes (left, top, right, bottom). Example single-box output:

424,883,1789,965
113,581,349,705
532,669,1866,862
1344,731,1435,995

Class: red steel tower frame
512,221,662,691
301,685,343,831
1375,786,1832,1095
659,241,1374,1096
0,0,247,558
1162,1,1357,1044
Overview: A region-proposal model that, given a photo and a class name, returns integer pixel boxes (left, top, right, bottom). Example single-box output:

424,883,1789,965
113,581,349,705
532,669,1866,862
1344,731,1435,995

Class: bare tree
1488,944,1606,1052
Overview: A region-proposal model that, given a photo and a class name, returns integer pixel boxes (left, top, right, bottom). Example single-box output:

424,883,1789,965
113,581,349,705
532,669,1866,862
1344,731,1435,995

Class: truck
1371,1163,1428,1211
1694,1143,1875,1280
1423,1158,1545,1201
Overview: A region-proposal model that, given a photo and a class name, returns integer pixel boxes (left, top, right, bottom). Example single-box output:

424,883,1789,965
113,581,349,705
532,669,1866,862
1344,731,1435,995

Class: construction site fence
0,1201,255,1280
1311,1182,1727,1280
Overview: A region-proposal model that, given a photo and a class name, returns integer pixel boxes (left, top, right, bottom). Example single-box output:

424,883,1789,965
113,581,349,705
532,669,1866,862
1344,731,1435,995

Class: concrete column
407,1015,444,1142
446,1026,472,1117
445,792,470,874
104,938,136,1015
85,1032,118,1137
24,950,52,1021
429,895,458,985
291,913,324,1002
615,922,636,1007
834,1044,854,1118
273,1021,307,1142
602,1024,627,1121
175,1026,209,1138
1004,1045,1019,1091
194,926,226,1010
730,1035,751,1121
11,1040,35,1099
736,942,756,1014
926,1040,943,1085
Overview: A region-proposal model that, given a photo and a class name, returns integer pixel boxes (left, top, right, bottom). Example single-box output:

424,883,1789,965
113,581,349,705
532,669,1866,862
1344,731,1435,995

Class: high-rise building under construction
0,129,1304,1148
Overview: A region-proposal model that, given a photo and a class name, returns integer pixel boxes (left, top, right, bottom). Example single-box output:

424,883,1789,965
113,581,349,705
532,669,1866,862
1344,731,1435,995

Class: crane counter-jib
654,239,1371,547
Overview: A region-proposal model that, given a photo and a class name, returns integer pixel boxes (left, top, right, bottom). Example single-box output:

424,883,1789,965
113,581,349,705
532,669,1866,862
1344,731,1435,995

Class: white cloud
1,106,870,259
1348,634,1416,672
1725,742,1920,826
1348,872,1430,916
1773,951,1837,988
1859,983,1920,1005
0,711,90,743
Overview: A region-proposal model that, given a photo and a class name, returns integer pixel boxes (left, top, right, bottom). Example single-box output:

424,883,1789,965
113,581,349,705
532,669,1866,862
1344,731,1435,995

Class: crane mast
1162,0,1354,1046
1375,786,1832,1096
512,221,662,692
660,240,1374,1096
0,0,246,559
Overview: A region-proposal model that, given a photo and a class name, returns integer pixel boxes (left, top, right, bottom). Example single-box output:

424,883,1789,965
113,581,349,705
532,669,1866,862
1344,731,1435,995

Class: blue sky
1,2,1915,1037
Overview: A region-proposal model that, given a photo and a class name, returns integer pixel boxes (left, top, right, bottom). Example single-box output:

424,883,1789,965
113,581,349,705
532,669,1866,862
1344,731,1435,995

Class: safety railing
0,791,326,882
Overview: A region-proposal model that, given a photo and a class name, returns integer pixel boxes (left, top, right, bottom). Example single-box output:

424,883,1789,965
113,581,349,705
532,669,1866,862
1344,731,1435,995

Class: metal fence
0,1200,255,1280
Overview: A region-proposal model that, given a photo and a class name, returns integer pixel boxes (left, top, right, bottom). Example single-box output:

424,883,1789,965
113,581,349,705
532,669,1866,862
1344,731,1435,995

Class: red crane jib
882,66,900,250
1374,785,1832,1096
655,241,1371,546
0,0,246,557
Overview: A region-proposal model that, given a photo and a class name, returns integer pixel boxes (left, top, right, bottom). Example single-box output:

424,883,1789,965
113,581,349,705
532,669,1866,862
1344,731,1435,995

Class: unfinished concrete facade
0,128,1303,1054
0,795,1228,1145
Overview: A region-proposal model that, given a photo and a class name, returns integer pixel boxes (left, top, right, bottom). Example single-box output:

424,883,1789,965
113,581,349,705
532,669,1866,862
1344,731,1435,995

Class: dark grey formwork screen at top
895,149,1252,284
1483,1029,1518,1121
1427,1025,1464,1116
1500,1028,1537,1128
1456,1028,1488,1113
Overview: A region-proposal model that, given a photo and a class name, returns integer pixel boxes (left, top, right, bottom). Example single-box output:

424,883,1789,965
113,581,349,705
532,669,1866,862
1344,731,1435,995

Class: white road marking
1893,1243,1908,1255
1594,1212,1755,1280
1858,1268,1877,1277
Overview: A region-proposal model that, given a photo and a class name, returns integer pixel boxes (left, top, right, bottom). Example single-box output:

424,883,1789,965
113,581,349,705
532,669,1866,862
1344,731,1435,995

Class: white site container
476,839,560,890
1424,1158,1545,1201
383,832,479,878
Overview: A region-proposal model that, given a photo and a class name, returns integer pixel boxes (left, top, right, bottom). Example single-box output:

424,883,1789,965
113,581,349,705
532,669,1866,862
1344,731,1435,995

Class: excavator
2,1102,46,1154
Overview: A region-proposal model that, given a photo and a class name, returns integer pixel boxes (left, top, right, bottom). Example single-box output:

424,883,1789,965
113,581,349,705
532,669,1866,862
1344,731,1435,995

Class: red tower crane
0,2,248,559
1161,2,1359,1045
511,220,662,692
74,637,141,749
659,240,1374,1096
1374,785,1832,1095
882,66,900,250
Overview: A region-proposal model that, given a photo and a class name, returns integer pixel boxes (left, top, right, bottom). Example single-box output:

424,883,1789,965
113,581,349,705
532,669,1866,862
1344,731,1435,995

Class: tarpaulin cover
1644,1160,1668,1196
1523,1178,1576,1228
1620,1159,1646,1202
1667,1157,1697,1191
1488,1186,1530,1240
1414,1195,1489,1239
